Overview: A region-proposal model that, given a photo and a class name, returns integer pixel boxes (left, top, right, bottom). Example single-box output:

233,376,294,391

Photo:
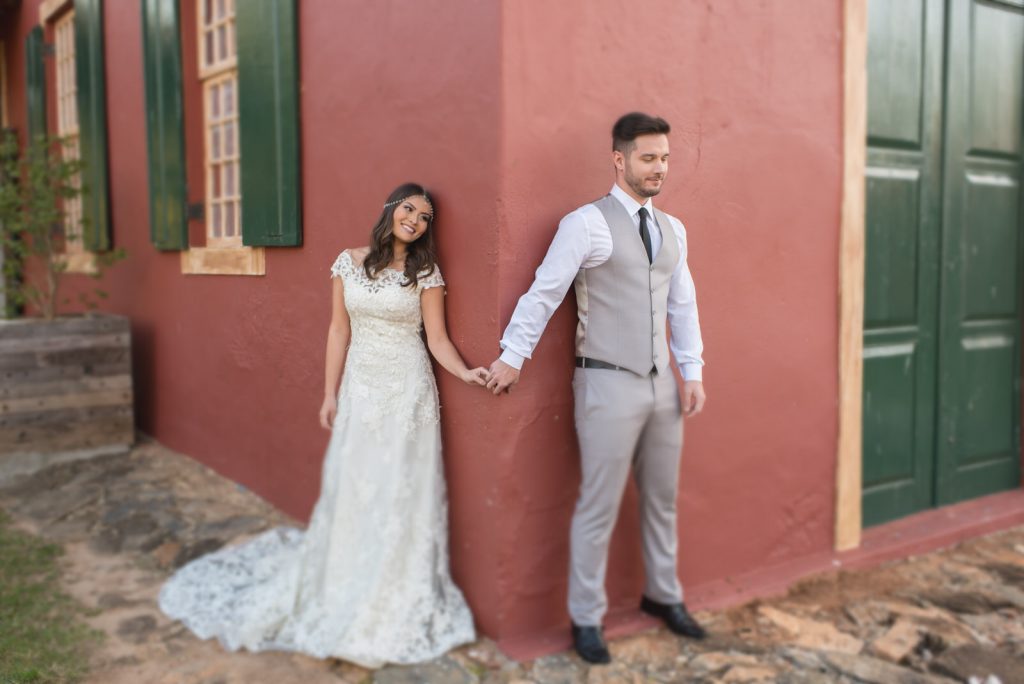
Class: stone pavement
1,439,1023,684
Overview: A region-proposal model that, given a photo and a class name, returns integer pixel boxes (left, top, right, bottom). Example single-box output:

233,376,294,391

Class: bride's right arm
320,276,351,430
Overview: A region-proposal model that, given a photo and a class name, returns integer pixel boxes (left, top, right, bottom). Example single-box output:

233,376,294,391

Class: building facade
1,0,1021,650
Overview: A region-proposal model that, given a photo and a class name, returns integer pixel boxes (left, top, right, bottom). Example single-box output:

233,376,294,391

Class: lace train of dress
158,251,475,667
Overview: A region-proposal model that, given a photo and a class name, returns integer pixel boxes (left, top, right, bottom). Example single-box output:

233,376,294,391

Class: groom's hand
682,380,706,417
487,359,520,396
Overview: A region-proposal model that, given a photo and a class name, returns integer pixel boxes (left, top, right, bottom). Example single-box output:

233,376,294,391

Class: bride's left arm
421,287,488,387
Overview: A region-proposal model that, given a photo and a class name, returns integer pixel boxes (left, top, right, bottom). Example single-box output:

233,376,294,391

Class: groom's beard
624,162,664,199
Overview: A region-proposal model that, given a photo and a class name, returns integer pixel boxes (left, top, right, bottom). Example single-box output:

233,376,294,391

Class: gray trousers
568,366,684,626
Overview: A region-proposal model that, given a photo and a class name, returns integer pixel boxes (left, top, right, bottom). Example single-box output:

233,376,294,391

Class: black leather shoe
571,622,611,664
640,596,707,639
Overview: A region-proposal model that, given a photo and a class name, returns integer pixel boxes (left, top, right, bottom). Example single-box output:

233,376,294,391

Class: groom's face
619,133,670,199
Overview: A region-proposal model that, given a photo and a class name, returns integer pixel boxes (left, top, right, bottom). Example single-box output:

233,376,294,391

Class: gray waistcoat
573,195,680,376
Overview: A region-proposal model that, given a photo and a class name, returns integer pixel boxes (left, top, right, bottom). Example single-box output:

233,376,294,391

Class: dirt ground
1,439,1022,683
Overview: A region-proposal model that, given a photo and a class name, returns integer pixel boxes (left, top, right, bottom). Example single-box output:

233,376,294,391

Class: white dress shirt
499,183,705,381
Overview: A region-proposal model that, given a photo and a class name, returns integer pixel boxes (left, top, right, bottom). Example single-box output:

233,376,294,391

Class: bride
159,183,486,667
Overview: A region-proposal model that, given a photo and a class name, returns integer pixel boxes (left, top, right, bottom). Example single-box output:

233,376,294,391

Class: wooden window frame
39,1,98,275
202,71,240,248
196,0,236,80
53,11,84,256
185,0,263,276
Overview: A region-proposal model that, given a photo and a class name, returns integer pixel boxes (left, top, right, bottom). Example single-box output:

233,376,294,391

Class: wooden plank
0,361,128,385
1,365,88,384
835,0,868,552
0,412,133,452
0,347,131,372
0,315,128,340
0,403,132,429
0,374,131,400
0,332,129,354
0,388,132,416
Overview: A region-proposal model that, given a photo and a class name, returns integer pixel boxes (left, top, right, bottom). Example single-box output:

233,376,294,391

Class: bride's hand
461,367,490,387
319,395,338,430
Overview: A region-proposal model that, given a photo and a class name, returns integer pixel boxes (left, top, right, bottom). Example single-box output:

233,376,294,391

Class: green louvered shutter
237,0,302,247
74,0,111,252
25,26,47,141
141,0,187,250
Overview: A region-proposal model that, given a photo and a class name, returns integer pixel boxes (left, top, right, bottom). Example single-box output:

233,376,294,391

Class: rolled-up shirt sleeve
499,210,592,369
666,217,704,381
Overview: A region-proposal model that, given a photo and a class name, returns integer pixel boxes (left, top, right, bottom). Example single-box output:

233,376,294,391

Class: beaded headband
384,193,433,216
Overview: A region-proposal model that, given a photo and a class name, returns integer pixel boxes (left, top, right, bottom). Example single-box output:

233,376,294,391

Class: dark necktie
638,207,653,263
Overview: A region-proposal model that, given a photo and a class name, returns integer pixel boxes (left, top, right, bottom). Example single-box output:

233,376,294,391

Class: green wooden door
862,0,945,526
935,0,1023,504
863,0,1023,526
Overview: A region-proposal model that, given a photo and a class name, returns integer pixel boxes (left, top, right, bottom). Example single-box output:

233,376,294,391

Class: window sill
180,246,265,276
55,251,98,275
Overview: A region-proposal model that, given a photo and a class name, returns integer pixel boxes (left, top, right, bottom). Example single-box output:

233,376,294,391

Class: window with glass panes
54,10,83,253
198,0,240,247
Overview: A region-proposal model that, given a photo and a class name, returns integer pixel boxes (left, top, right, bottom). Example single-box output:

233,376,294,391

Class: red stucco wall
4,0,507,634
487,0,844,638
3,0,844,642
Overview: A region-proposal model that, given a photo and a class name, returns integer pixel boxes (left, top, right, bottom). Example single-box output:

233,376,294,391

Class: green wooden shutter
25,26,47,141
141,0,187,250
237,0,302,247
74,0,111,252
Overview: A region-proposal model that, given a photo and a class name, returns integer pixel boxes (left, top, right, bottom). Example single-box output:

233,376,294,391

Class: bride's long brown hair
362,182,438,288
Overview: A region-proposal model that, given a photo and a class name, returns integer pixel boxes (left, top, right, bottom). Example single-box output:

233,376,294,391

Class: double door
862,0,1024,526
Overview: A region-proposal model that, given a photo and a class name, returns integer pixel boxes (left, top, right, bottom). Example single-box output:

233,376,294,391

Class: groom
487,112,707,663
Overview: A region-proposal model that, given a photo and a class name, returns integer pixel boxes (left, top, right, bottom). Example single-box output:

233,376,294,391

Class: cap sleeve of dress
330,251,354,279
419,265,445,291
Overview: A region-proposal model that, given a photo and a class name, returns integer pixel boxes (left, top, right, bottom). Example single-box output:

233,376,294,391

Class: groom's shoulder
560,197,606,225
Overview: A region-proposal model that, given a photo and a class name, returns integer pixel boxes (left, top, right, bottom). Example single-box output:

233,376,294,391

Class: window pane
225,201,235,237
205,31,214,68
223,80,234,115
218,25,227,61
212,163,221,198
224,122,234,156
225,162,234,195
212,203,222,237
210,84,220,118
216,0,225,20
211,126,221,160
204,0,212,24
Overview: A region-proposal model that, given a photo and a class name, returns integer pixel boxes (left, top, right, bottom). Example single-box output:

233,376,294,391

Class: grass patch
0,510,102,684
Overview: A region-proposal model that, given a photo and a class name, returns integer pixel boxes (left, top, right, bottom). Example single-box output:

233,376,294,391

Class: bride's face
390,196,433,245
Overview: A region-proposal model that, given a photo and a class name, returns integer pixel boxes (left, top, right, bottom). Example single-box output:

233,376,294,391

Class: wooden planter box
0,313,134,481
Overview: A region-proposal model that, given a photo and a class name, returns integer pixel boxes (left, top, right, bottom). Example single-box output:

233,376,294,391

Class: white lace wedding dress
159,250,475,667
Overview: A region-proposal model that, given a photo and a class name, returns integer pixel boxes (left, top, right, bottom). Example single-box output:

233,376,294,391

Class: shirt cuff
681,363,703,382
499,348,526,370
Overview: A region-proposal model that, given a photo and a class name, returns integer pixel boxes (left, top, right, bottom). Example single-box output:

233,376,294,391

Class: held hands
461,367,490,387
486,359,520,395
319,395,338,430
682,380,706,417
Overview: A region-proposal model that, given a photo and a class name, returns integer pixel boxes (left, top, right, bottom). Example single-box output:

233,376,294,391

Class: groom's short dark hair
612,112,671,153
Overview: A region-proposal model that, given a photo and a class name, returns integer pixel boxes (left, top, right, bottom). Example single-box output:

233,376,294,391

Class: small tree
0,130,121,320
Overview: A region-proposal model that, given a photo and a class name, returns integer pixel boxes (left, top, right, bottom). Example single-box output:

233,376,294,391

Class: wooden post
836,0,868,552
